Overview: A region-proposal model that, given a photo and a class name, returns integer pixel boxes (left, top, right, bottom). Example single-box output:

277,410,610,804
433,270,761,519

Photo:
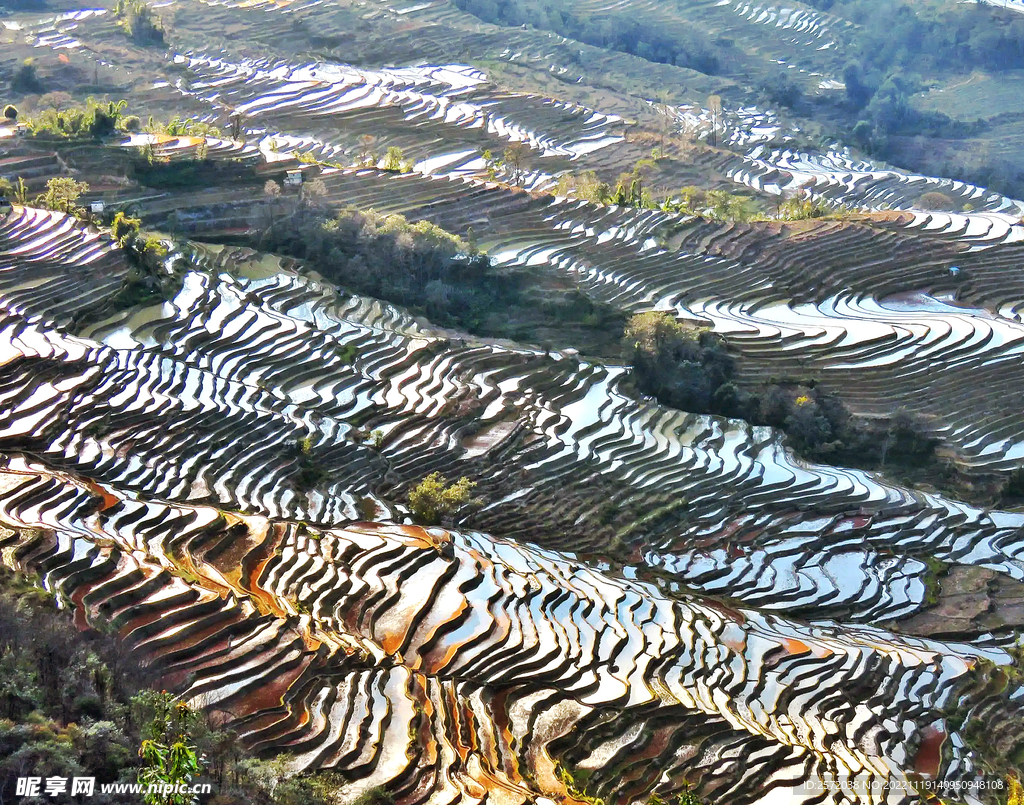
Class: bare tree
229,111,245,142
358,134,380,166
502,142,530,187
707,94,722,148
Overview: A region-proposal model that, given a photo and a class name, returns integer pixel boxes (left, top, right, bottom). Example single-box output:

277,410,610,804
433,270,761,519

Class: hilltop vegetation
820,0,1024,74
454,0,722,74
452,0,1024,194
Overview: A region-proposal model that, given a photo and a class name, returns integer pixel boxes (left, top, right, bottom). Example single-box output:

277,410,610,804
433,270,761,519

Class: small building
284,169,303,188
90,200,105,215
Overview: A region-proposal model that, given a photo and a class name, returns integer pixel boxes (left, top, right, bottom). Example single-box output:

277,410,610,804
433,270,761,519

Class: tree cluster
453,0,720,74
553,161,656,208
0,175,92,218
256,204,516,332
821,0,1024,75
553,167,848,223
113,0,165,46
623,312,738,415
24,98,130,140
623,312,938,471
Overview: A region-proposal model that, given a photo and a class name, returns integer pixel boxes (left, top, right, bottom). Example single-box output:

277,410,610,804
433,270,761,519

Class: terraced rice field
10,0,1024,213
4,0,1024,800
112,159,1024,474
2,201,1024,802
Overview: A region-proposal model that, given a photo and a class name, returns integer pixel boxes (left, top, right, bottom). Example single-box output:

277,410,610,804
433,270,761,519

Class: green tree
624,311,691,356
37,177,90,216
408,473,476,525
134,691,202,805
111,211,142,246
481,149,499,180
382,146,410,173
0,648,41,719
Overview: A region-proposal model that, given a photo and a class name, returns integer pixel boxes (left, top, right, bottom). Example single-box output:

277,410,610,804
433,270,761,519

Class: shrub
121,115,142,132
351,789,395,805
2,105,17,122
382,146,411,173
0,176,28,204
408,473,476,525
110,211,142,246
916,191,955,211
1006,775,1023,805
140,235,168,260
